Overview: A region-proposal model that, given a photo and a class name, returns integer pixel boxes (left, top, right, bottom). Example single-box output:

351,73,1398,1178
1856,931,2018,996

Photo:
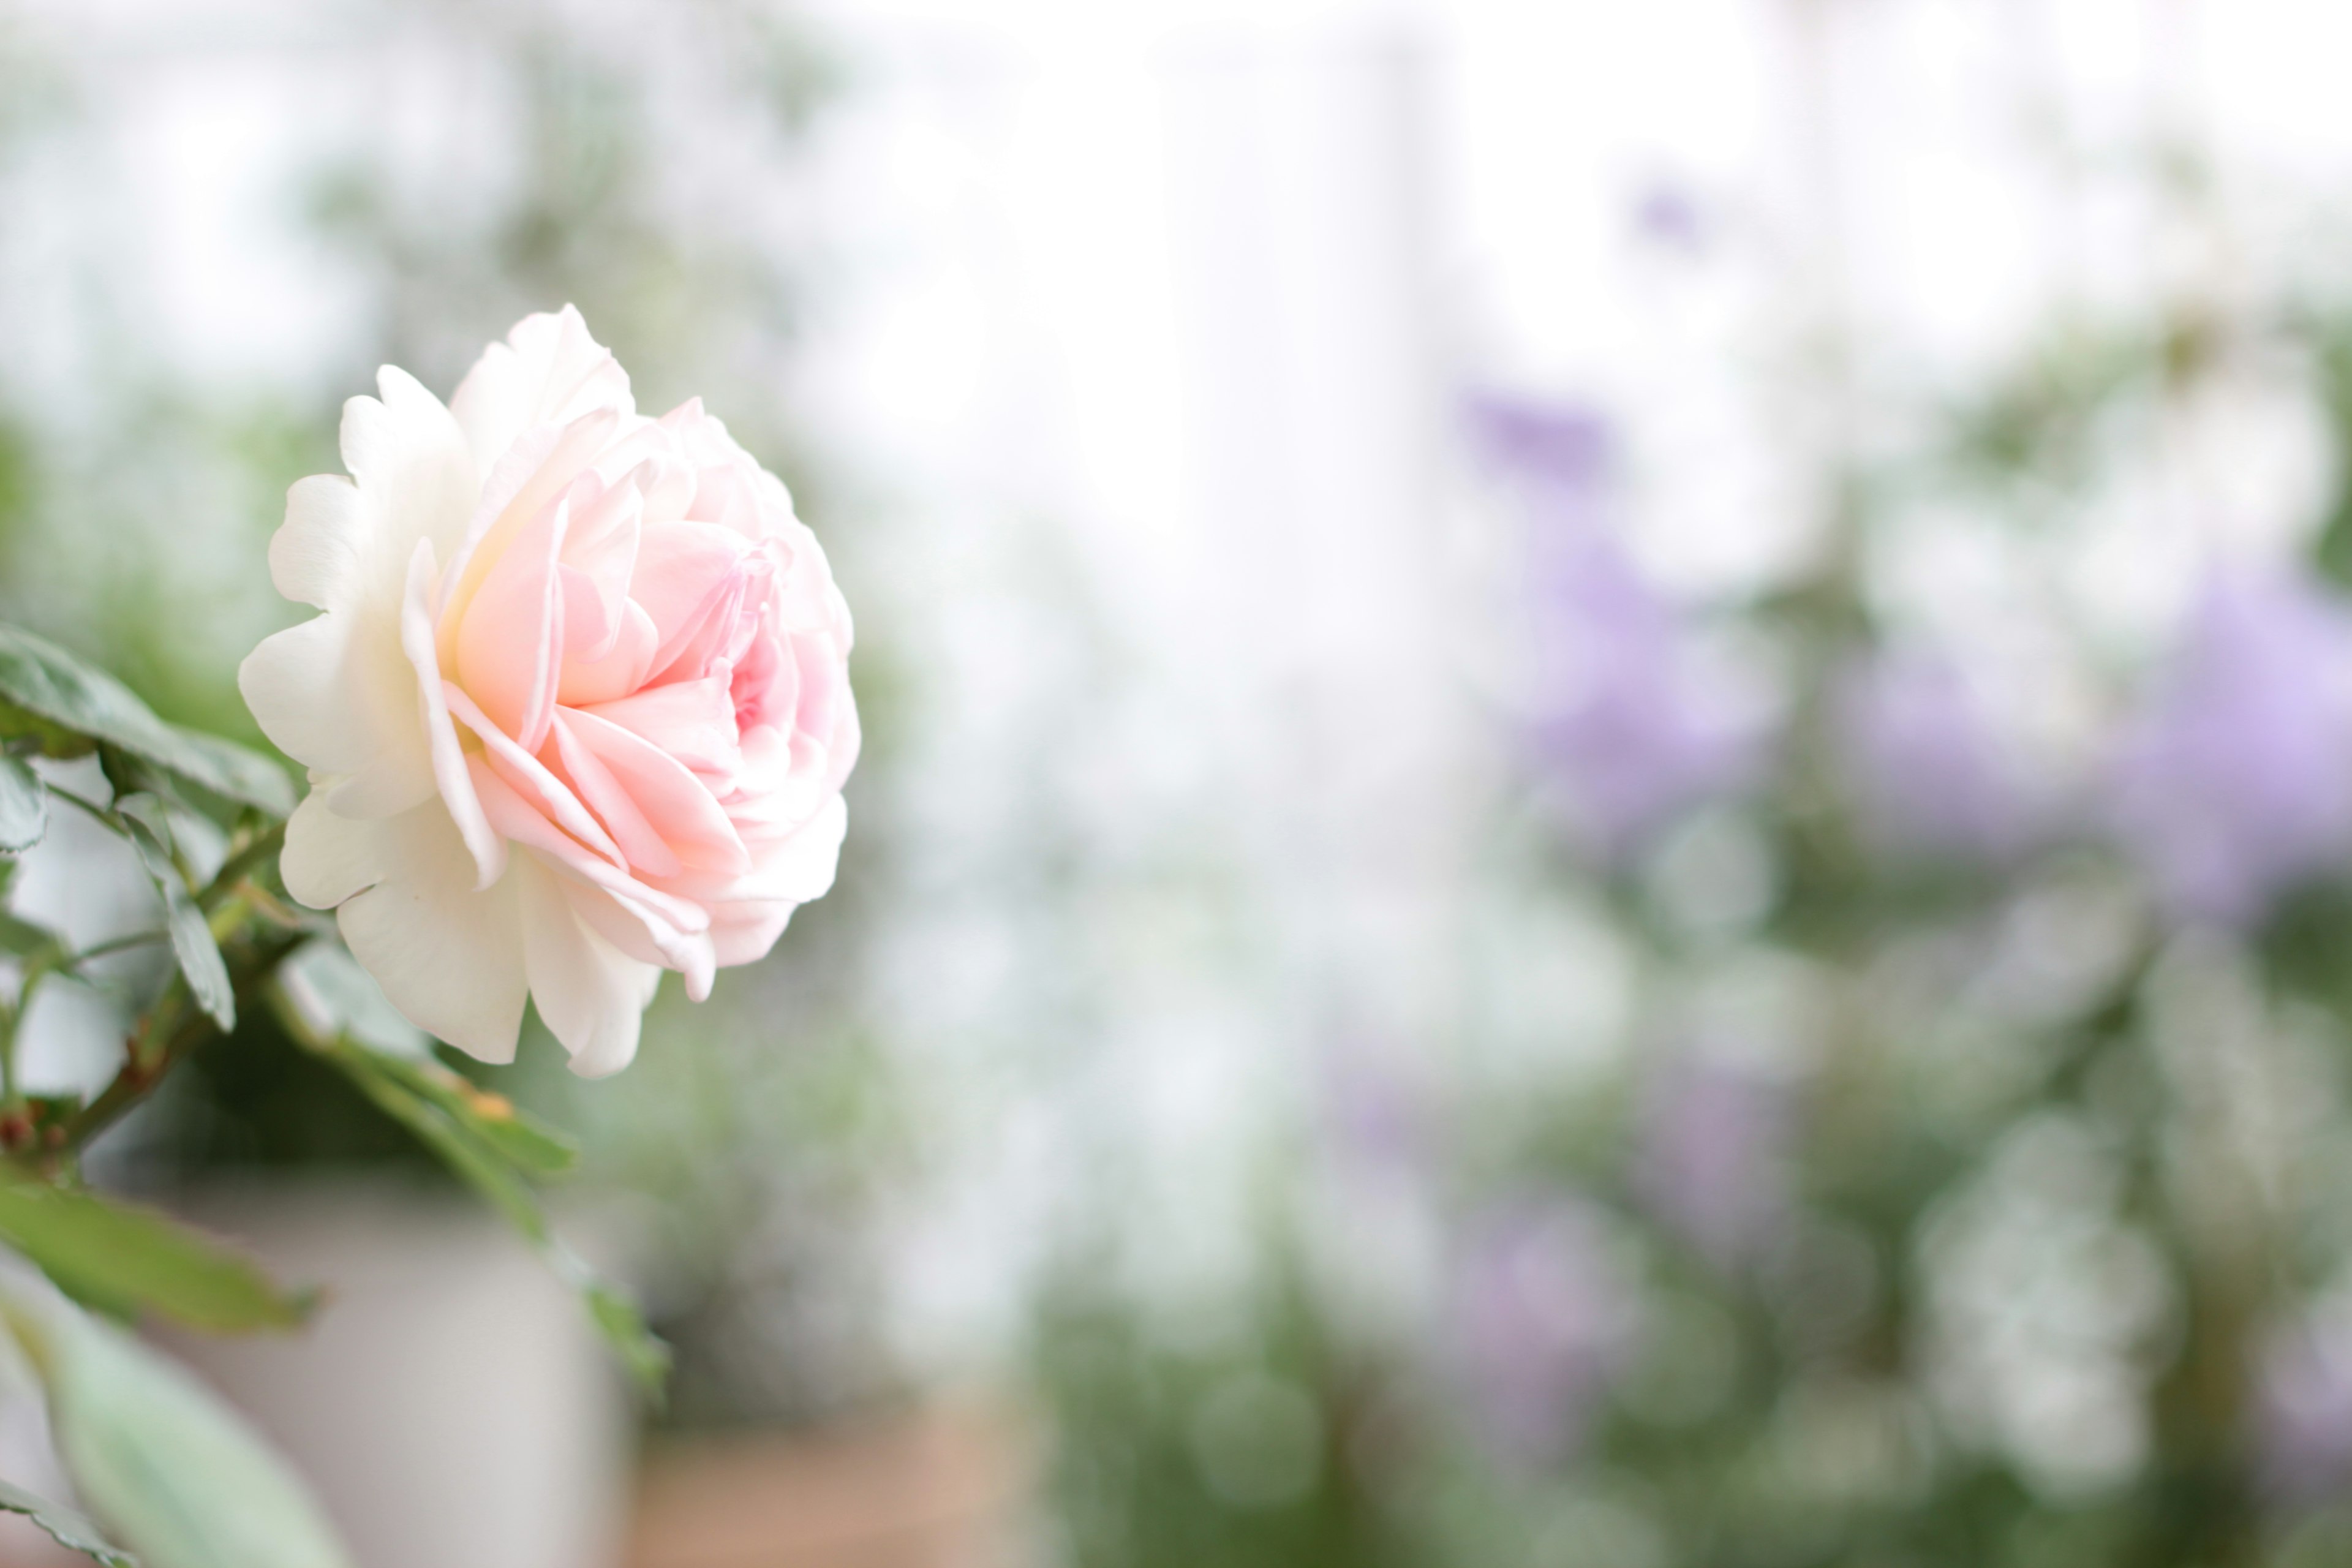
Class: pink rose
241,308,858,1075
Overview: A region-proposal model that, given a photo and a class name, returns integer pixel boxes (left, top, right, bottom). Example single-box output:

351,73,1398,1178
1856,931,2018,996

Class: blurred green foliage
1021,234,2352,1568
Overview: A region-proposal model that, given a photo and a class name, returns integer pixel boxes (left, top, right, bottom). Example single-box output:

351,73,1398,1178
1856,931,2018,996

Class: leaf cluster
0,625,663,1564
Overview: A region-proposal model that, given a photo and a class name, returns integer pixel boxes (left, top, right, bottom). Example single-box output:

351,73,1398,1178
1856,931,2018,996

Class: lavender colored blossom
2111,570,2352,925
2256,1317,2352,1507
1632,183,1708,254
1317,1042,1435,1178
1525,533,1757,855
1464,393,1612,513
1441,1196,1637,1469
1836,650,2027,861
1634,1050,1793,1268
1466,392,1757,856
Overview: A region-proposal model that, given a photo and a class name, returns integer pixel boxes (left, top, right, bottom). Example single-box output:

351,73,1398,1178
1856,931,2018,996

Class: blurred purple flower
2111,570,2352,924
1442,1196,1636,1469
1316,1040,1436,1178
1464,393,1612,515
1836,650,2028,861
2256,1317,2352,1507
1632,183,1708,254
1525,533,1758,856
1634,1050,1792,1268
1467,392,1757,856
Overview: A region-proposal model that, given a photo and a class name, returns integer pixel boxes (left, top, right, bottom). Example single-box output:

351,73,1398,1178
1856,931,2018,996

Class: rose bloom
241,308,857,1074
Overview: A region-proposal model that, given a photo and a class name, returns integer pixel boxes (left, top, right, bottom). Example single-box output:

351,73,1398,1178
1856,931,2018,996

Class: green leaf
364,1052,577,1176
271,941,428,1060
22,1302,354,1568
95,748,173,814
0,706,95,761
273,944,576,1174
0,1473,137,1566
0,626,293,818
0,1178,312,1334
115,796,233,1033
309,1032,666,1394
573,1270,671,1394
264,951,657,1391
159,729,293,821
0,906,57,956
326,1049,549,1242
0,755,45,853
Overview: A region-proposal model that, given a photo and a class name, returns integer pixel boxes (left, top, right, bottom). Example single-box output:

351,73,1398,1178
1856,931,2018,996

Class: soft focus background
16,1,2352,1565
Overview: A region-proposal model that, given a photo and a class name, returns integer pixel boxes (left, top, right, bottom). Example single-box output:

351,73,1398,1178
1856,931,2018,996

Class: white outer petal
279,790,394,910
336,803,527,1064
243,366,477,821
448,306,635,478
344,365,480,565
238,615,396,782
243,450,464,822
268,474,366,611
516,855,658,1078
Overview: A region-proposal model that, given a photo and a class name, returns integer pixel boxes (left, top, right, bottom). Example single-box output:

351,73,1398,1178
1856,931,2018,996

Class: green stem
198,820,286,913
39,786,114,831
57,930,168,969
0,957,54,1121
53,925,303,1159
26,817,298,1163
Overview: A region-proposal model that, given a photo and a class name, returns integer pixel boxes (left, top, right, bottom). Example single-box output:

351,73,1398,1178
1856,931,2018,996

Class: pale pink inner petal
559,707,752,875
554,872,716,1003
555,472,643,661
729,726,798,802
470,759,717,997
686,462,761,533
790,633,843,747
442,681,627,871
469,757,714,936
454,492,568,750
558,601,660,707
705,899,794,971
654,564,763,689
437,407,623,665
631,522,752,672
581,677,742,778
545,711,685,879
729,618,791,733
